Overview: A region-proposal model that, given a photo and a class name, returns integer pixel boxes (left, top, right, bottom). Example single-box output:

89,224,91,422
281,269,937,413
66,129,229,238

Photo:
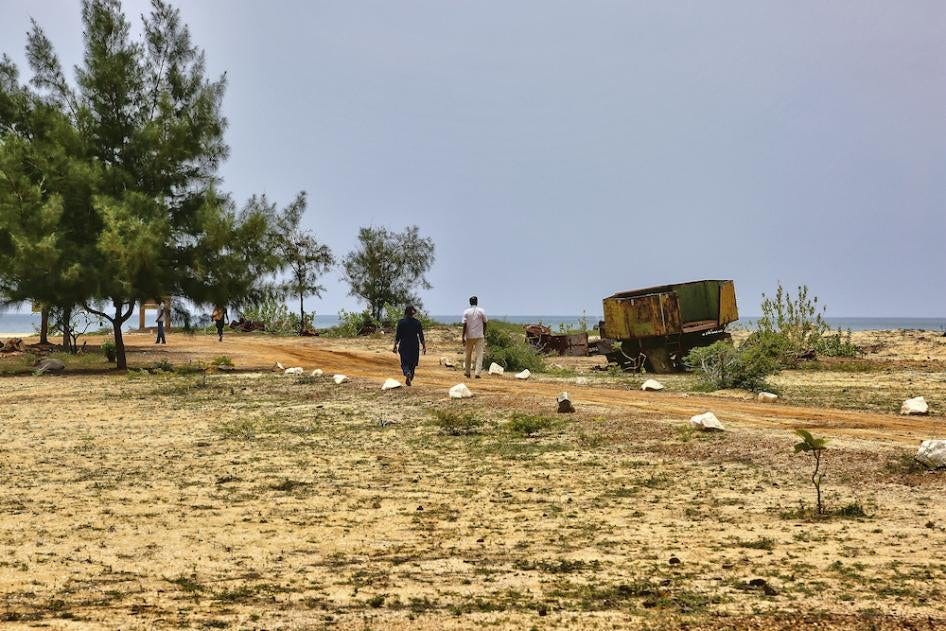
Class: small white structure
758,392,779,403
284,367,304,375
381,378,402,390
310,368,324,377
901,396,929,416
689,412,725,431
449,383,473,399
333,374,348,384
641,379,664,391
515,369,531,380
488,362,505,375
916,440,946,469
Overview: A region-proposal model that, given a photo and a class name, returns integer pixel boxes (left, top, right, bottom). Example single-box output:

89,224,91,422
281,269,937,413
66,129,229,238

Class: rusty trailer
598,279,738,372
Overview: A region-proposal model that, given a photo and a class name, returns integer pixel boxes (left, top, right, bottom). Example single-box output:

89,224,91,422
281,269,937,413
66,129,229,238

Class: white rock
689,412,725,431
515,369,531,380
758,392,779,403
901,396,929,416
310,368,323,377
449,383,473,399
440,357,456,368
641,379,664,391
488,362,505,375
283,367,304,375
333,374,348,384
575,377,589,386
272,361,285,371
381,378,402,390
916,440,946,469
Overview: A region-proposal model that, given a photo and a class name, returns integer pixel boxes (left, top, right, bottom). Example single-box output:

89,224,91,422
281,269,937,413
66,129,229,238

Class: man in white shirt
462,296,488,378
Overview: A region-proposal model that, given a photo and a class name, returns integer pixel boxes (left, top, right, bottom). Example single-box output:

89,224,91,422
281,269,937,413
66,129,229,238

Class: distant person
462,296,488,378
393,305,426,386
155,301,167,344
211,305,227,342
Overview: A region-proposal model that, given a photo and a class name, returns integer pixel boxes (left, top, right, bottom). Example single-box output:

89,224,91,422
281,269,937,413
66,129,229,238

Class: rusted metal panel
718,280,739,326
525,325,589,356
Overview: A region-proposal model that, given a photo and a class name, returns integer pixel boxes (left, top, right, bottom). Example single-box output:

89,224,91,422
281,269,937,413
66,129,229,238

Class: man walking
155,301,167,345
462,296,488,378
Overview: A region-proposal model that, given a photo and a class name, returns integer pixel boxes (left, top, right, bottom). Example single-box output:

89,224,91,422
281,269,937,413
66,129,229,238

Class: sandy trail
131,332,943,447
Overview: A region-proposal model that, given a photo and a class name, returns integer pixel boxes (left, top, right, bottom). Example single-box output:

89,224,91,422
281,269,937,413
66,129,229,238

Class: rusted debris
525,325,588,357
230,318,265,333
1,338,24,353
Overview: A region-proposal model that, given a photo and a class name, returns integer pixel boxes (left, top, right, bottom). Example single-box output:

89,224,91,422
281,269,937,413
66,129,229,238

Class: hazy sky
1,1,944,317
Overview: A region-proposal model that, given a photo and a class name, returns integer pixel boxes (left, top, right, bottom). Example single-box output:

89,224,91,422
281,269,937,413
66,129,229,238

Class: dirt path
127,332,943,447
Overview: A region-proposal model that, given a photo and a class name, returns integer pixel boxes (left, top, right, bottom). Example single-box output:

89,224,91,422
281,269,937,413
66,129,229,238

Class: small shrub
483,325,545,373
794,429,829,516
323,309,377,337
432,409,484,436
834,500,870,519
684,340,777,392
816,330,860,358
102,340,116,363
211,355,233,367
507,413,556,437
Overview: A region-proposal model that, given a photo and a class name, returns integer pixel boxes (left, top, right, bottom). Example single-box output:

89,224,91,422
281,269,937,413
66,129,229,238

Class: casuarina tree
1,0,282,368
341,225,435,322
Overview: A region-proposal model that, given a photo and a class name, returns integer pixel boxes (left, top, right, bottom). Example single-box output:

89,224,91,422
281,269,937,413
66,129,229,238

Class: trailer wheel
644,347,675,373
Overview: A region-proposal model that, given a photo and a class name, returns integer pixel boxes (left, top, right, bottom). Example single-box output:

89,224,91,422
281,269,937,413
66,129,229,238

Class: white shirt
463,306,488,339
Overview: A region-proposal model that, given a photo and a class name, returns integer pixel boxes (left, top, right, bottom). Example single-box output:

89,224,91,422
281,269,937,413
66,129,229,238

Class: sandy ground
0,329,944,629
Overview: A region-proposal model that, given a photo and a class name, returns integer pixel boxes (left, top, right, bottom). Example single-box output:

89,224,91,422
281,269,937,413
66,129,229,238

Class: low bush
684,340,778,392
211,355,233,367
507,413,556,437
431,409,484,436
483,325,545,373
815,330,859,358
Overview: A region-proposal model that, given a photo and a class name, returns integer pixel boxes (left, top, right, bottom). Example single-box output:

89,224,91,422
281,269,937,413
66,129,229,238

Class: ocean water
2,311,944,336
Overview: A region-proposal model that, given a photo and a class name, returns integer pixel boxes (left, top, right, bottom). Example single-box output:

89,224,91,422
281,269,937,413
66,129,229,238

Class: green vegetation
794,429,829,516
483,322,545,373
431,409,484,436
684,340,777,392
507,413,557,437
758,283,858,361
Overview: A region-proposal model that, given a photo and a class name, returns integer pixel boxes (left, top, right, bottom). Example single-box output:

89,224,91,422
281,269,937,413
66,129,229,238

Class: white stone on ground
310,368,323,377
333,374,348,384
901,396,929,416
449,383,473,399
575,377,589,385
689,412,725,431
758,392,778,403
557,392,575,413
515,369,531,380
488,362,505,375
641,379,664,391
440,357,456,368
283,367,304,375
915,440,946,469
381,378,402,390
272,361,285,371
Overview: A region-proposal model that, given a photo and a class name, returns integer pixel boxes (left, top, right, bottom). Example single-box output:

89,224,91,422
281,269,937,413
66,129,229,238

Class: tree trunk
39,306,49,345
299,292,305,336
113,312,127,370
61,305,72,353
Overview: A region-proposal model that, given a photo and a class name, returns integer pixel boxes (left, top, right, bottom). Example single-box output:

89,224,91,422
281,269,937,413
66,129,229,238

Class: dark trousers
156,321,166,344
215,319,225,340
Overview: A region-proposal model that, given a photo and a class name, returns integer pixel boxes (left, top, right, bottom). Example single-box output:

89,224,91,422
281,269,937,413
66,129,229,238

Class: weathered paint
718,280,739,325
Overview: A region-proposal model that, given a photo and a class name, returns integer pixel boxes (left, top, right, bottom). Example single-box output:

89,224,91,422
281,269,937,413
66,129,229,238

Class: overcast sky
1,0,944,317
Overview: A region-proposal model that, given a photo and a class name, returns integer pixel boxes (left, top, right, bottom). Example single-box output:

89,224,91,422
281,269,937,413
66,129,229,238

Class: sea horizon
1,311,944,337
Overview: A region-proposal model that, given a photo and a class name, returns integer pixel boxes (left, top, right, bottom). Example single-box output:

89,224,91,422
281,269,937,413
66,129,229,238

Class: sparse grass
431,408,484,436
507,413,558,437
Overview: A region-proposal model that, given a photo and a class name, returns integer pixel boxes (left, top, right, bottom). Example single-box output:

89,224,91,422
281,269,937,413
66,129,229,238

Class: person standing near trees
392,305,426,386
155,301,167,345
211,305,227,342
462,296,488,378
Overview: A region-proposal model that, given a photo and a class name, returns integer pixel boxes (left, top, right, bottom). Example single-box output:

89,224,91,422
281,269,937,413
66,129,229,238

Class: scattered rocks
746,578,778,596
901,396,929,416
515,369,531,380
641,379,664,391
668,556,681,566
689,412,725,431
381,378,402,390
915,440,946,469
488,362,505,376
310,368,323,377
34,358,65,375
283,367,304,375
449,383,473,399
758,392,779,403
557,392,575,413
333,374,348,384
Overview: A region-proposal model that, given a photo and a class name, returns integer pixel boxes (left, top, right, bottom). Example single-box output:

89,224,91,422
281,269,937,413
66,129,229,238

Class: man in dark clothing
392,305,426,386
155,301,167,344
